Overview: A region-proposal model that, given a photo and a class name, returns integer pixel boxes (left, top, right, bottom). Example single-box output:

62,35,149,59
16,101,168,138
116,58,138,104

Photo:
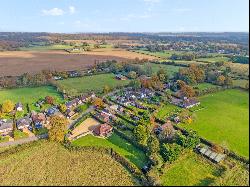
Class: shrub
160,143,182,163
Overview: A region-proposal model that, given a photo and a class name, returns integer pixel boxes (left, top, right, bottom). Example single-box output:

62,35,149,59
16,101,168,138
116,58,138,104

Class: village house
170,96,200,109
53,76,63,80
46,106,60,117
35,100,45,108
31,112,47,129
15,102,23,112
16,117,32,130
182,98,200,109
66,109,76,119
115,74,127,81
109,105,124,113
0,119,13,136
68,71,80,77
93,123,113,137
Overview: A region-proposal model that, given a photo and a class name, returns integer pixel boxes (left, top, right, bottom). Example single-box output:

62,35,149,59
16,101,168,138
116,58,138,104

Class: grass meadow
57,73,130,96
179,89,249,157
161,151,221,186
72,133,148,168
0,86,63,112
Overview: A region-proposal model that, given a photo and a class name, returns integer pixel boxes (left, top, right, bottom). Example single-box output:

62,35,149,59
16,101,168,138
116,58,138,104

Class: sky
0,0,249,33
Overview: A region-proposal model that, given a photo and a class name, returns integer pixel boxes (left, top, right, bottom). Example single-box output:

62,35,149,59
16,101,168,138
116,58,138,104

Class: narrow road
0,134,48,148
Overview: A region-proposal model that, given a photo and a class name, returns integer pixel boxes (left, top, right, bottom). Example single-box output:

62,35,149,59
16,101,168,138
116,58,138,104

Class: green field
133,50,175,59
196,56,231,63
179,89,249,157
0,141,135,186
57,74,130,96
194,83,220,91
19,44,74,51
138,63,180,78
0,86,64,112
133,50,187,59
161,151,221,186
72,133,148,168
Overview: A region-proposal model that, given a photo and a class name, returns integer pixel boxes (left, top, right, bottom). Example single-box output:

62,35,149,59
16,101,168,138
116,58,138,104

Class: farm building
197,145,226,163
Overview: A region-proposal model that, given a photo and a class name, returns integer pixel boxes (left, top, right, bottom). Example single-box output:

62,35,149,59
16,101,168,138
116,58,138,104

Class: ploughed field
179,89,249,158
0,50,132,76
0,141,136,186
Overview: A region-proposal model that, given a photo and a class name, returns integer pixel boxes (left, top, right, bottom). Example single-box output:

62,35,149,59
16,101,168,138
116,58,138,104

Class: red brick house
94,124,113,137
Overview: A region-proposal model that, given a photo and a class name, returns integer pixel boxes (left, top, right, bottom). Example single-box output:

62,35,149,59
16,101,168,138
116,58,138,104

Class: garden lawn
0,86,64,112
179,89,249,157
14,130,28,140
57,73,130,96
156,104,180,120
161,151,221,186
72,133,147,168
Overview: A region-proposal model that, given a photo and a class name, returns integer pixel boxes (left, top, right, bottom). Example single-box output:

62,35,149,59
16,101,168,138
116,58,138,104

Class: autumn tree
48,116,68,143
179,109,191,123
177,80,195,98
59,104,67,113
2,100,14,113
92,98,104,108
129,79,141,90
216,75,226,86
178,64,205,84
103,85,111,94
224,76,233,88
157,69,169,82
45,96,54,105
128,71,137,79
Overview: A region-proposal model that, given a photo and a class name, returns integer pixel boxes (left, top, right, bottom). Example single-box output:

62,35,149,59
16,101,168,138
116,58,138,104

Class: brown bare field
0,50,153,76
82,48,156,60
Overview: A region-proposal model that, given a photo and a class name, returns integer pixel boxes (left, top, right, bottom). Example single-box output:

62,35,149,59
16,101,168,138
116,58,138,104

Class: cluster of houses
0,110,51,137
65,94,95,119
110,88,159,109
0,93,96,139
